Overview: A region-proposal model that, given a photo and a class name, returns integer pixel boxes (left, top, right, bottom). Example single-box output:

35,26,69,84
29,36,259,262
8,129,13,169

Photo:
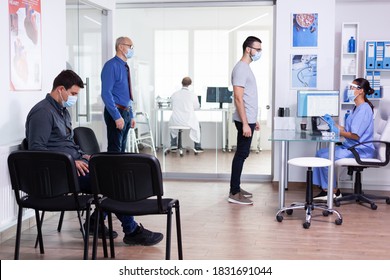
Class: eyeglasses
349,83,361,90
121,43,134,49
249,46,262,52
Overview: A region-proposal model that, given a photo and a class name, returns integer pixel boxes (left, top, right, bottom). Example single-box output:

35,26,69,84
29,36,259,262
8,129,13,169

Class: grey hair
115,37,127,51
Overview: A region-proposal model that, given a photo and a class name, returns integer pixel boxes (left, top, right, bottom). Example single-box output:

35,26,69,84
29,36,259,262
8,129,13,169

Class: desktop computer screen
206,87,233,108
297,90,339,135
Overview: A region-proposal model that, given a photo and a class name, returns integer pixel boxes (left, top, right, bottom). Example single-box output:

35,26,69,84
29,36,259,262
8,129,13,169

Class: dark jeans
230,121,256,195
79,173,137,234
104,107,132,152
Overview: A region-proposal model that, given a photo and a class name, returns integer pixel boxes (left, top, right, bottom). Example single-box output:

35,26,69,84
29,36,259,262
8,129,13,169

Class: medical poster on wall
292,13,318,48
291,54,317,88
9,0,42,91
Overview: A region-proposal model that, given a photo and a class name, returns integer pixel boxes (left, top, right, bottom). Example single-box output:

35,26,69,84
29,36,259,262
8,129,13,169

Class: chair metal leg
57,211,65,232
35,210,44,254
107,213,115,258
174,201,183,260
83,203,92,260
14,207,23,260
92,210,99,260
34,211,45,248
165,206,173,260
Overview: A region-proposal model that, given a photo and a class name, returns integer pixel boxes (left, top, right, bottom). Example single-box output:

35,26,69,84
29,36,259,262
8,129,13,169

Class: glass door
66,0,107,148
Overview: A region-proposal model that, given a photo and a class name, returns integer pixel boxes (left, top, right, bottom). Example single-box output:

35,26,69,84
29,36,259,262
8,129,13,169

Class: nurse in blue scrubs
313,78,376,201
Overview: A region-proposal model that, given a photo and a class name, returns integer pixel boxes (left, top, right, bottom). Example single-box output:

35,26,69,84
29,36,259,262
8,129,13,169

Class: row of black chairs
7,127,183,260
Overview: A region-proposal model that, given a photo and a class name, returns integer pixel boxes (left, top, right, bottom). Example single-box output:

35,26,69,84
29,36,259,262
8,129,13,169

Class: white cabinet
339,22,359,126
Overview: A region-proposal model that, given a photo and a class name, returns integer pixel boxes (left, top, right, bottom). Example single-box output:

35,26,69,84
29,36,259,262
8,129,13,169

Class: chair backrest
20,138,28,150
89,153,163,203
7,150,80,202
73,127,100,155
373,100,390,161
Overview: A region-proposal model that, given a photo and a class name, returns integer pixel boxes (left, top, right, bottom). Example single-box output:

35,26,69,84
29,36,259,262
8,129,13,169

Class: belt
115,104,131,111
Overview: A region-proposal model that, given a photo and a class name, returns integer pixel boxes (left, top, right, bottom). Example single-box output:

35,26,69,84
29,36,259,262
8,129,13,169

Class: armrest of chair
348,140,390,167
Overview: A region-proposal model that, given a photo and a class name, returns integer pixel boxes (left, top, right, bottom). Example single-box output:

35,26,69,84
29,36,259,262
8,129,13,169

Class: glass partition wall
118,3,274,179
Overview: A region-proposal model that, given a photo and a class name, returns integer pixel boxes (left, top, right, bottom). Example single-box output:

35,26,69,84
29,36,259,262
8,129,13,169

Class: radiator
0,143,20,231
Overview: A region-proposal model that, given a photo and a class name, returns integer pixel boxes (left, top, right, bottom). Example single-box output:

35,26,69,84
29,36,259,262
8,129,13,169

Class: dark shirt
101,56,133,121
25,94,84,160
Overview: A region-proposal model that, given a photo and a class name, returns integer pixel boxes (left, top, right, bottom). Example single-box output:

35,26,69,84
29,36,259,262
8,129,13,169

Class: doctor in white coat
169,77,203,153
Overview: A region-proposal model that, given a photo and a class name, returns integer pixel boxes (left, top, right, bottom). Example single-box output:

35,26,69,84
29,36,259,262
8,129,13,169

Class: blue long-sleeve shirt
101,56,133,121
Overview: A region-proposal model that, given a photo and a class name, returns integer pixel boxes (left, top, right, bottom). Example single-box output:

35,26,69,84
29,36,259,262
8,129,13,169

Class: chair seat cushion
21,194,93,211
288,157,332,168
335,157,381,167
99,198,176,216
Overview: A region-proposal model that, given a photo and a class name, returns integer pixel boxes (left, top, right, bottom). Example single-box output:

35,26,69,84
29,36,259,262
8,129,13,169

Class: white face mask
347,89,357,102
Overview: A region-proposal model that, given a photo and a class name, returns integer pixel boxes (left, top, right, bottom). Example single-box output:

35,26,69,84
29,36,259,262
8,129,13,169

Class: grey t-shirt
231,60,258,124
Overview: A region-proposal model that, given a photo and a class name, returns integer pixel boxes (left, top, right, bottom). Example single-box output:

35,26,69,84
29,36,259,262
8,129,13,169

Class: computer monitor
297,90,339,135
206,87,233,109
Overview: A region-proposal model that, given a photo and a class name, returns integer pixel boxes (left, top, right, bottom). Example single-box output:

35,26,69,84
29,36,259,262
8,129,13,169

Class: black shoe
313,189,328,201
193,147,204,153
123,224,163,246
83,222,118,239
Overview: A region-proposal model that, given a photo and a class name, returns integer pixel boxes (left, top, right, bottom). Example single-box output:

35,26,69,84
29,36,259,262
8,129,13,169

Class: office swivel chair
335,100,390,210
165,126,191,157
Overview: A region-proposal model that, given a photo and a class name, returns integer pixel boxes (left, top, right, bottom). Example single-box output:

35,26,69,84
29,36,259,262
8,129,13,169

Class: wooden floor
1,180,390,260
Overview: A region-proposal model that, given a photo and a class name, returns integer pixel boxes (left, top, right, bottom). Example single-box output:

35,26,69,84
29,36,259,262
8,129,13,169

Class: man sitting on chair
169,77,203,153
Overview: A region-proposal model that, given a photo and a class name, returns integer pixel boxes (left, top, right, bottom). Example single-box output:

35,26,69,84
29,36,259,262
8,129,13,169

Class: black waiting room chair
87,152,183,260
7,150,93,259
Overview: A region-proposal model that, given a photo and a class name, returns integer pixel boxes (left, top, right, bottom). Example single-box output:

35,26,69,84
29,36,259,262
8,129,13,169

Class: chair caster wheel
386,198,390,204
334,200,340,207
303,222,310,229
335,218,342,225
371,204,378,210
286,209,293,215
276,215,283,222
322,210,329,216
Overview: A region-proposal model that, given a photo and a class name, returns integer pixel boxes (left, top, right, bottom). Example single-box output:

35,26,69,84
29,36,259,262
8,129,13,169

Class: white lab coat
168,87,201,143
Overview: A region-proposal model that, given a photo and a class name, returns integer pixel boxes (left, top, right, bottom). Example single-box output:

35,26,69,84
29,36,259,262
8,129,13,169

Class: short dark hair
52,70,84,91
242,36,262,53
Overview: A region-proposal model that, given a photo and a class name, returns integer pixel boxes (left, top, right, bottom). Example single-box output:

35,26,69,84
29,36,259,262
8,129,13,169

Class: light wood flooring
1,180,390,260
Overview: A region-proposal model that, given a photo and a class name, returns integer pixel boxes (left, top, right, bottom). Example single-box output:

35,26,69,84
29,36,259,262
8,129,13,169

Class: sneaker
313,189,328,201
313,189,342,201
334,189,342,199
193,147,204,153
123,224,163,246
83,222,118,239
228,192,253,205
170,146,178,152
240,188,253,198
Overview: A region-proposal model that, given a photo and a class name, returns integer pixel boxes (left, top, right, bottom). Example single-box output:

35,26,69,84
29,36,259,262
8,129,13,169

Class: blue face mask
125,48,134,59
63,95,78,108
251,51,262,62
347,89,357,102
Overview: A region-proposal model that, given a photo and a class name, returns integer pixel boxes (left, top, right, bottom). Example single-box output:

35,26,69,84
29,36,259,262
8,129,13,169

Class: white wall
273,0,336,182
0,0,67,146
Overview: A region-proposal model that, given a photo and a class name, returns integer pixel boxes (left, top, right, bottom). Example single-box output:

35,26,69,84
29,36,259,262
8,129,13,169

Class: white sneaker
228,192,253,205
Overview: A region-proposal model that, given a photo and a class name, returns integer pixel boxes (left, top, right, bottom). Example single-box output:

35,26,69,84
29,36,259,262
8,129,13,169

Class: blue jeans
104,107,132,152
230,121,256,195
79,166,137,234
